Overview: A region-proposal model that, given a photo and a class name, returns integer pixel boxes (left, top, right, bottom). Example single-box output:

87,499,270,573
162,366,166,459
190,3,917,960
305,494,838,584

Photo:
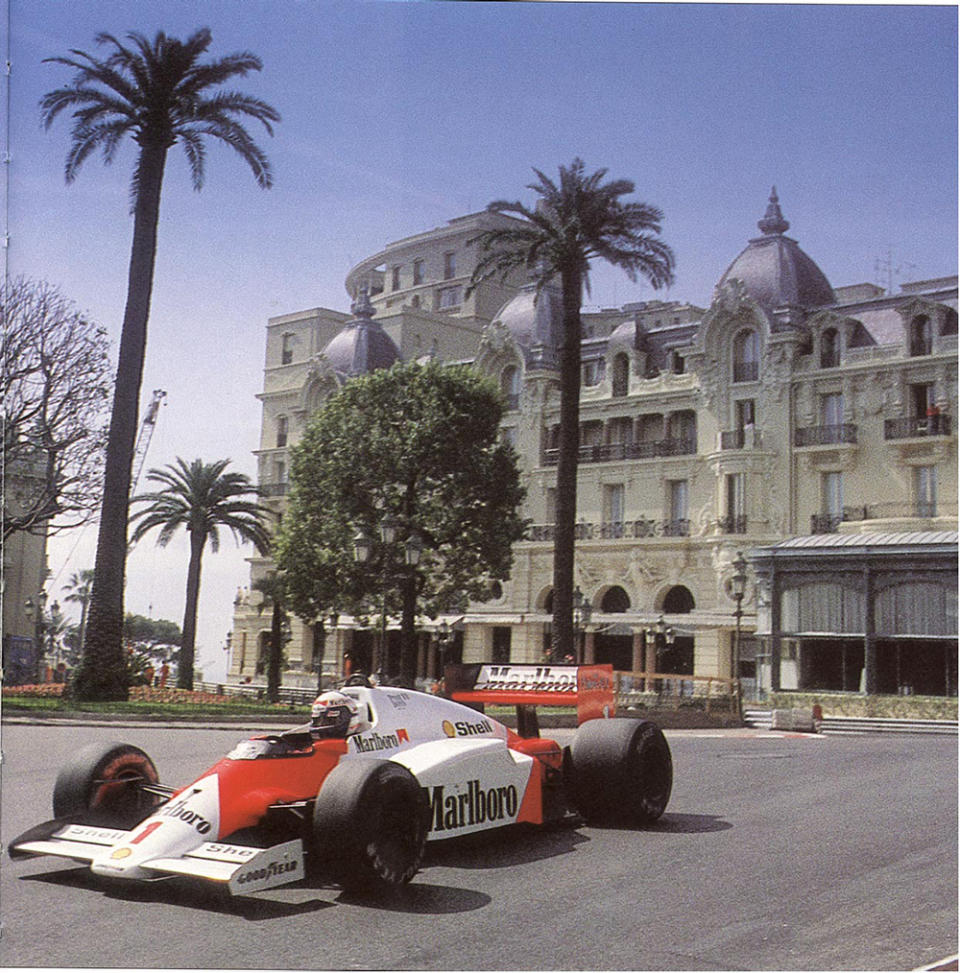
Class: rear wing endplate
444,663,616,725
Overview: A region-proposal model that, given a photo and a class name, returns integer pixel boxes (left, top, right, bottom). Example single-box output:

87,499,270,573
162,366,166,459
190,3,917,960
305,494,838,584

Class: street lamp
731,551,748,718
24,591,47,683
572,586,592,664
352,519,423,680
645,614,675,693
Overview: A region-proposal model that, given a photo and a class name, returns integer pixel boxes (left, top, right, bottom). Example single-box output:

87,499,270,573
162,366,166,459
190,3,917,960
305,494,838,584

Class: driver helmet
310,691,362,738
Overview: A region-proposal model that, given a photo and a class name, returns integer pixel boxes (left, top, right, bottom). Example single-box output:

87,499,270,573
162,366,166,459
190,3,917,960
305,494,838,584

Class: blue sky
6,1,957,681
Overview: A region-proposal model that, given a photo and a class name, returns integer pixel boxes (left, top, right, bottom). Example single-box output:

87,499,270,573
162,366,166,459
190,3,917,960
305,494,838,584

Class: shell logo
442,720,456,738
110,847,132,860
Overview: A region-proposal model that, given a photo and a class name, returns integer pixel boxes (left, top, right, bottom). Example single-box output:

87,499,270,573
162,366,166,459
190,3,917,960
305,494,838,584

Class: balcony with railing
811,500,957,533
794,423,857,447
884,414,952,440
258,481,289,498
543,437,696,466
720,427,762,450
717,515,748,535
527,518,691,542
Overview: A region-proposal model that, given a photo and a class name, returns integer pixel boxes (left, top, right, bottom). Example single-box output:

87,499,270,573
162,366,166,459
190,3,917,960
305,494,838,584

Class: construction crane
130,389,166,496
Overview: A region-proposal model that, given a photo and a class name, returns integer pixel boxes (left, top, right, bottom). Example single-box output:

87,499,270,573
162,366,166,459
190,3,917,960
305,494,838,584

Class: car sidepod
391,737,540,839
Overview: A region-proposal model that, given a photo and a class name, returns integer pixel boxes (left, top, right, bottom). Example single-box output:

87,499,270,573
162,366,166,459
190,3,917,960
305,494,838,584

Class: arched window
663,586,695,613
276,415,288,448
820,328,840,368
910,315,933,356
500,365,520,409
601,586,630,612
732,329,760,383
611,353,630,397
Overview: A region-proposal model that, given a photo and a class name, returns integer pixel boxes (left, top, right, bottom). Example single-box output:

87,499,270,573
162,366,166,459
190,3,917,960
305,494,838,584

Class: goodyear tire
568,719,672,825
311,759,429,893
52,741,160,825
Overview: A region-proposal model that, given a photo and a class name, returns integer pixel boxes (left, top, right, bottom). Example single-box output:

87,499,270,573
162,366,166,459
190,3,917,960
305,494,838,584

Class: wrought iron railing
527,518,691,542
543,437,696,465
718,515,748,534
884,414,952,439
258,481,289,497
794,423,857,447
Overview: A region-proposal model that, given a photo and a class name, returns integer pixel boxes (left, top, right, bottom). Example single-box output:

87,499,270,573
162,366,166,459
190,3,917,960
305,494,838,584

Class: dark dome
491,280,562,362
716,188,835,308
322,290,400,377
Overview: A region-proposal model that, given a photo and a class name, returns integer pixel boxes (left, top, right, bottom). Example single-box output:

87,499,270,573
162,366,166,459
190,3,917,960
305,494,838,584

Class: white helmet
310,691,362,738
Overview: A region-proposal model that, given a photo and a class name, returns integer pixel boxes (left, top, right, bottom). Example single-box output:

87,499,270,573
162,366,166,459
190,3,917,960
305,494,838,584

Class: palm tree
470,159,674,659
41,29,279,700
129,458,271,690
61,568,95,656
252,572,288,703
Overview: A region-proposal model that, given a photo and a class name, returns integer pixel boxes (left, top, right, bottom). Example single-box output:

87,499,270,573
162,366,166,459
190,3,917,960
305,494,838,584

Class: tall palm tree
252,572,288,703
41,29,279,700
61,568,96,657
470,159,674,659
129,458,271,690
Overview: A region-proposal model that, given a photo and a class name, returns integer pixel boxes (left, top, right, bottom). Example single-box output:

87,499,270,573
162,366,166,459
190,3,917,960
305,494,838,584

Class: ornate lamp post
572,586,592,664
731,550,748,718
352,518,423,681
24,591,47,683
645,614,675,692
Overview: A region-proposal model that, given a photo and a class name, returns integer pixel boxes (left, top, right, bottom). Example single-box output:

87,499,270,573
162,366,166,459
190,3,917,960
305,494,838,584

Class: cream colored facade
2,461,50,683
230,196,957,697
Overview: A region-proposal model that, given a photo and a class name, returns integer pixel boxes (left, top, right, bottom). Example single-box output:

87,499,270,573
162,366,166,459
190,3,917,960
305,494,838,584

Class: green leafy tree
470,159,674,658
129,458,271,690
277,361,528,687
41,28,279,700
252,572,288,703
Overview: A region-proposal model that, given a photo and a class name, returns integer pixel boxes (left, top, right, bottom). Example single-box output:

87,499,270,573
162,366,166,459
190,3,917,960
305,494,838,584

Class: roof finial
757,185,790,236
351,282,375,320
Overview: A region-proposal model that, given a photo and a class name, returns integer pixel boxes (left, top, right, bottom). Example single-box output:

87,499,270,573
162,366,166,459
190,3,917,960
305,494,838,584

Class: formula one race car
10,664,672,896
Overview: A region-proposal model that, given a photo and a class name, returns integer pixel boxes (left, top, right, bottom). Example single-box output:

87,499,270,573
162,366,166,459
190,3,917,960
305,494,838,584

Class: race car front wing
10,821,304,895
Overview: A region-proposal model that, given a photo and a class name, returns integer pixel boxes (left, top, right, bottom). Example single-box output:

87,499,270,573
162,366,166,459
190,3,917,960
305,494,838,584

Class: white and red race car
10,664,672,895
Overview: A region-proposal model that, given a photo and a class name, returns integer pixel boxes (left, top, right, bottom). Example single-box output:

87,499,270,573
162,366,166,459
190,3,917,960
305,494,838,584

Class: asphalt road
0,722,956,971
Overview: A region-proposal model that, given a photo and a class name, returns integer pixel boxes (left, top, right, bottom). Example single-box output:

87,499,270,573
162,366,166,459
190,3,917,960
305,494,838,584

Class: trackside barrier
616,671,738,715
196,682,317,706
745,709,958,736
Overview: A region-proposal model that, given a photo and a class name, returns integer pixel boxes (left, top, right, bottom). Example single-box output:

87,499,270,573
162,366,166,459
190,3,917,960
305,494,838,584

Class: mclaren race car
10,664,672,895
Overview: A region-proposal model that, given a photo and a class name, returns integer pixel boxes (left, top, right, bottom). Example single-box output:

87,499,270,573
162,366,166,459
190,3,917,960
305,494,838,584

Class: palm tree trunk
74,142,168,701
178,528,205,690
551,265,583,661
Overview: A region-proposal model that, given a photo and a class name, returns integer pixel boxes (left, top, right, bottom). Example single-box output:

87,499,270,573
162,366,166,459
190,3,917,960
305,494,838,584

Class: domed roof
607,319,636,352
490,280,562,363
322,289,400,377
716,188,835,309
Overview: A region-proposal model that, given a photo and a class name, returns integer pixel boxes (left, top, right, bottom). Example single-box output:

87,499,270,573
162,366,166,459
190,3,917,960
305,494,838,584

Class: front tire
568,719,672,824
52,741,160,825
311,760,429,893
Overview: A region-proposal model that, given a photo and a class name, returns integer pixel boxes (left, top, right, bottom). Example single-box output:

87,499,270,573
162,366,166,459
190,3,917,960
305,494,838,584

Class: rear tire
311,760,428,893
568,719,672,824
52,741,160,825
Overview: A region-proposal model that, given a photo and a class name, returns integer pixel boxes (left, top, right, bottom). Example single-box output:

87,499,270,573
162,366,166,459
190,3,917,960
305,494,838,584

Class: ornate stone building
229,191,957,697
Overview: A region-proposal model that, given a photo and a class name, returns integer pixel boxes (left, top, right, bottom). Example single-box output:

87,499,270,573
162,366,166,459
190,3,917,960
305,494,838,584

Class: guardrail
744,709,958,736
196,682,318,706
617,671,738,714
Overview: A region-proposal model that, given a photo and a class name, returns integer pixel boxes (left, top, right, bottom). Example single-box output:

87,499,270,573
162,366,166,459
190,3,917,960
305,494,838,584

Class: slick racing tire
52,740,161,825
567,719,672,825
311,759,429,893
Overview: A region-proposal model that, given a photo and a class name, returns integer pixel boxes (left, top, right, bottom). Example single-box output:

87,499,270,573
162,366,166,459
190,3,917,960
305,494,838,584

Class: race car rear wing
444,663,616,729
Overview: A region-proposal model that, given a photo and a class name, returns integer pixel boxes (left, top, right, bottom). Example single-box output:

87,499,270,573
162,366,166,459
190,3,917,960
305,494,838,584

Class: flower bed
2,683,294,708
